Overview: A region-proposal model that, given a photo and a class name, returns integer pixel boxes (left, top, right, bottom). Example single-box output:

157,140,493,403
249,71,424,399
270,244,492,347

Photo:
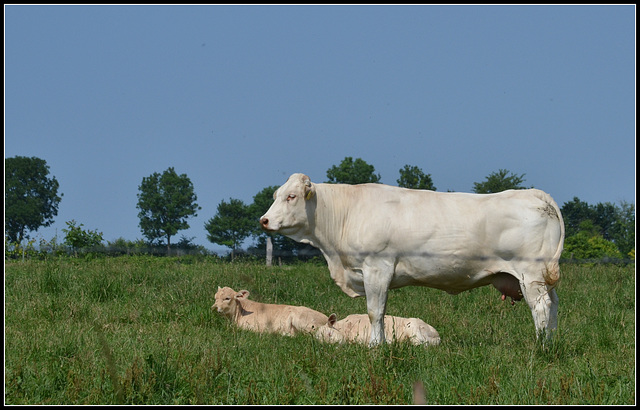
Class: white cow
315,313,441,346
213,286,329,336
260,173,564,346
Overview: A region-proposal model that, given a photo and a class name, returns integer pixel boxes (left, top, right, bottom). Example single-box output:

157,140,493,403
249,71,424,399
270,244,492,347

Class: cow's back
320,184,561,241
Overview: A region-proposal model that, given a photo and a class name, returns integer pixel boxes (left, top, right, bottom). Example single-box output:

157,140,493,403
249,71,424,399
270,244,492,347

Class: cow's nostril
260,217,268,227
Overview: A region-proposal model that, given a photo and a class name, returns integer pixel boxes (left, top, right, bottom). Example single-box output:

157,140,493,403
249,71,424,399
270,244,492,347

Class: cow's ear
328,313,337,327
236,290,250,299
304,179,315,201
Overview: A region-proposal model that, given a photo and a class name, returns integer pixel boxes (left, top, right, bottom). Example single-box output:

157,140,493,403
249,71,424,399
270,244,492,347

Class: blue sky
5,5,636,254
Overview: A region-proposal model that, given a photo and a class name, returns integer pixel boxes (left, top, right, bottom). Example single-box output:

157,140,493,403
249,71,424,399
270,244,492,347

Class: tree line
5,155,635,262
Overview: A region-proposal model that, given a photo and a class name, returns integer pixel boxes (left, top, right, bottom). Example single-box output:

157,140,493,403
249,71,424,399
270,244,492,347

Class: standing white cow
260,173,564,346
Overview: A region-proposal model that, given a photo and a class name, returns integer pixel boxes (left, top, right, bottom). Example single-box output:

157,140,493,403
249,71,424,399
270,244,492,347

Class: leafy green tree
561,220,622,261
592,202,619,241
5,236,38,260
472,169,529,194
326,157,381,184
561,197,635,255
62,220,104,257
610,201,635,256
205,198,254,258
248,186,279,239
397,165,436,190
136,167,201,255
561,197,595,238
5,156,63,243
106,237,153,255
249,186,281,250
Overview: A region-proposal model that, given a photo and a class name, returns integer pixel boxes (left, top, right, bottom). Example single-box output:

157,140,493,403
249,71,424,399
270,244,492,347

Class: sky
5,5,636,254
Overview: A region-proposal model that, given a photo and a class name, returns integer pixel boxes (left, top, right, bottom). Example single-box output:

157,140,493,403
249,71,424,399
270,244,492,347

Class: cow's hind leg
520,278,558,341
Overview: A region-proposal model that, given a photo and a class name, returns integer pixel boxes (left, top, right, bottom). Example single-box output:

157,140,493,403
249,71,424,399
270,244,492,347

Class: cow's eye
287,194,296,201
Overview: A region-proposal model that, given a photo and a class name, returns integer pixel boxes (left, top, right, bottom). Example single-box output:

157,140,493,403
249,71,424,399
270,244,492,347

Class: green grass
4,256,635,404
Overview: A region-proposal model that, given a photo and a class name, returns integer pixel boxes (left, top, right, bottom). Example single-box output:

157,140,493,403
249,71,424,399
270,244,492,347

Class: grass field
4,256,636,404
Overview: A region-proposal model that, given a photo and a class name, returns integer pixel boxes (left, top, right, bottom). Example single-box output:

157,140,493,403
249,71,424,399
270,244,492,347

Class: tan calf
213,286,328,336
315,313,440,346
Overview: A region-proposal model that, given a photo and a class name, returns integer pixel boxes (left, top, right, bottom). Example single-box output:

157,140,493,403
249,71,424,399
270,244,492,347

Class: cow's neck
298,183,368,298
308,184,354,258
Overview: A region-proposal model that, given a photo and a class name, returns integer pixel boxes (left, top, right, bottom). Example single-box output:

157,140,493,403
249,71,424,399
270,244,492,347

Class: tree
562,197,635,256
248,185,280,240
561,220,622,261
326,157,381,184
561,197,595,238
610,201,635,257
5,156,63,243
472,169,529,194
136,167,201,255
205,198,254,259
397,165,436,190
592,202,618,241
62,220,104,257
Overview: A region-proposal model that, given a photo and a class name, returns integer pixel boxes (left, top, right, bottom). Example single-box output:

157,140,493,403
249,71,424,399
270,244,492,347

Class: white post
266,236,273,267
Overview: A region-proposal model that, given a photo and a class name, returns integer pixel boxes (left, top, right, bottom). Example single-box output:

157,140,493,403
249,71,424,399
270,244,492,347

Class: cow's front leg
363,260,394,347
521,279,558,341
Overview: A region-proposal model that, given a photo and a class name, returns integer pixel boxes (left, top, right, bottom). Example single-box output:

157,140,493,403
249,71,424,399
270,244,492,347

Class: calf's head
314,313,347,343
260,173,315,238
213,286,249,318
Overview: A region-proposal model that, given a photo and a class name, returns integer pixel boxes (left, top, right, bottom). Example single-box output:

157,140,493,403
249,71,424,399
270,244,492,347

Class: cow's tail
539,191,565,287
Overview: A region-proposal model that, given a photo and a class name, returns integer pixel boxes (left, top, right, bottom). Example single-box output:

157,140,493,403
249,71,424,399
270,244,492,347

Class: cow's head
212,286,249,317
260,173,315,238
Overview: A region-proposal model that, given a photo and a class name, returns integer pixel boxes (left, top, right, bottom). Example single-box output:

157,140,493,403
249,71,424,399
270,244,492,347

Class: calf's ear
236,290,250,299
328,313,338,327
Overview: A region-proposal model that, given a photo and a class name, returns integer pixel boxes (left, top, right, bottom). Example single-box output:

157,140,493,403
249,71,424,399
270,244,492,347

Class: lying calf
315,313,440,346
213,286,329,336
